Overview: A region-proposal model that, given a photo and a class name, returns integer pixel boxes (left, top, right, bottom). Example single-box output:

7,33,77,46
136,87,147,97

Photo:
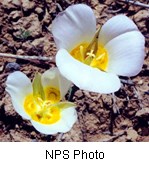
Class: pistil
85,26,101,55
70,26,108,71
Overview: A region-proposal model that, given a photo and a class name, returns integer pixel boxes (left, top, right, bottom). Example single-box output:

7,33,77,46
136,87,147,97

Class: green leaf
32,72,45,100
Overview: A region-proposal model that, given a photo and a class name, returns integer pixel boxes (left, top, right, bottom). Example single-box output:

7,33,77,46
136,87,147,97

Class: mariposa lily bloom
52,4,145,94
6,68,77,134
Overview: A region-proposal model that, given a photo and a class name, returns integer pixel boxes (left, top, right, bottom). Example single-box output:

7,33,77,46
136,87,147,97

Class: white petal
99,15,138,46
31,107,77,135
41,68,71,99
41,68,60,89
56,49,121,94
52,4,96,51
105,31,145,76
6,71,32,120
58,72,72,99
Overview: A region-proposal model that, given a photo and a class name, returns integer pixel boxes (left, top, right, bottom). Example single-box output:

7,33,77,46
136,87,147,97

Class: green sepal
32,72,45,100
51,102,76,110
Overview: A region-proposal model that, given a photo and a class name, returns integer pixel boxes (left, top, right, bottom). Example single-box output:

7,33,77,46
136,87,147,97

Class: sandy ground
0,0,149,142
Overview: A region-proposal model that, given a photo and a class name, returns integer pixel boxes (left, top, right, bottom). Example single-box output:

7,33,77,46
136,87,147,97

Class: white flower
6,68,77,135
52,4,145,94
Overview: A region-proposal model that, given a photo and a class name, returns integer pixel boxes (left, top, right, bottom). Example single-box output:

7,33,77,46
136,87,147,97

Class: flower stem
68,85,79,102
109,93,119,136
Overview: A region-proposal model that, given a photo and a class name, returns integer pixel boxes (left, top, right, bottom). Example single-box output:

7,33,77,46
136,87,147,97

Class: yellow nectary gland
70,43,108,71
24,87,61,124
44,86,60,104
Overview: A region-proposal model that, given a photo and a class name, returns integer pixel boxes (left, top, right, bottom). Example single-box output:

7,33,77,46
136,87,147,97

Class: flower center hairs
70,28,108,71
24,73,61,124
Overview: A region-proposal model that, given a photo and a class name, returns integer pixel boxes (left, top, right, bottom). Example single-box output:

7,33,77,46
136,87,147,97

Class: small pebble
5,62,20,72
35,7,43,14
15,124,19,129
32,139,38,142
145,91,149,95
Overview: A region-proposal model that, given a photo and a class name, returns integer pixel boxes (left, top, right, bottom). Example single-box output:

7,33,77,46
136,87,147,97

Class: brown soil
0,0,148,142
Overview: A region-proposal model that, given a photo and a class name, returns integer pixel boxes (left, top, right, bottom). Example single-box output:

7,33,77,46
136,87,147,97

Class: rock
118,118,132,130
137,136,149,142
9,130,33,142
17,49,25,55
138,80,143,85
5,62,20,72
104,0,114,5
1,0,21,9
134,10,149,31
126,128,138,141
21,0,35,12
83,114,100,133
3,33,13,41
42,9,52,25
22,41,32,51
31,34,55,56
134,10,149,22
75,90,83,99
140,83,149,92
0,65,4,72
9,10,22,21
35,7,43,14
136,108,149,117
22,38,47,56
15,124,19,129
13,13,42,39
31,37,45,47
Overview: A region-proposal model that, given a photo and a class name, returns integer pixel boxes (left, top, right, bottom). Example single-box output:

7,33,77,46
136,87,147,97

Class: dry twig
56,3,63,12
0,53,54,61
65,0,71,4
127,77,144,108
102,131,126,142
117,0,149,8
56,133,64,142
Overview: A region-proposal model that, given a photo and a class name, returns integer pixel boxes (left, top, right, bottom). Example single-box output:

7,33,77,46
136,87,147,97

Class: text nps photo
46,149,104,160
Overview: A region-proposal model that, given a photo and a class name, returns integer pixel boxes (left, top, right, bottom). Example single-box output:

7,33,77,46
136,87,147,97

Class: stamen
84,49,96,65
79,45,85,62
96,53,105,60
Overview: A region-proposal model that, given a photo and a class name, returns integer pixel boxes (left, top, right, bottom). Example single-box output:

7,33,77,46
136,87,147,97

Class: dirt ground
0,0,148,142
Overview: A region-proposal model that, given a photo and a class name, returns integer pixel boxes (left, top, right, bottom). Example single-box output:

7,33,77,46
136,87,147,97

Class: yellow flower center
70,43,108,71
24,87,61,124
